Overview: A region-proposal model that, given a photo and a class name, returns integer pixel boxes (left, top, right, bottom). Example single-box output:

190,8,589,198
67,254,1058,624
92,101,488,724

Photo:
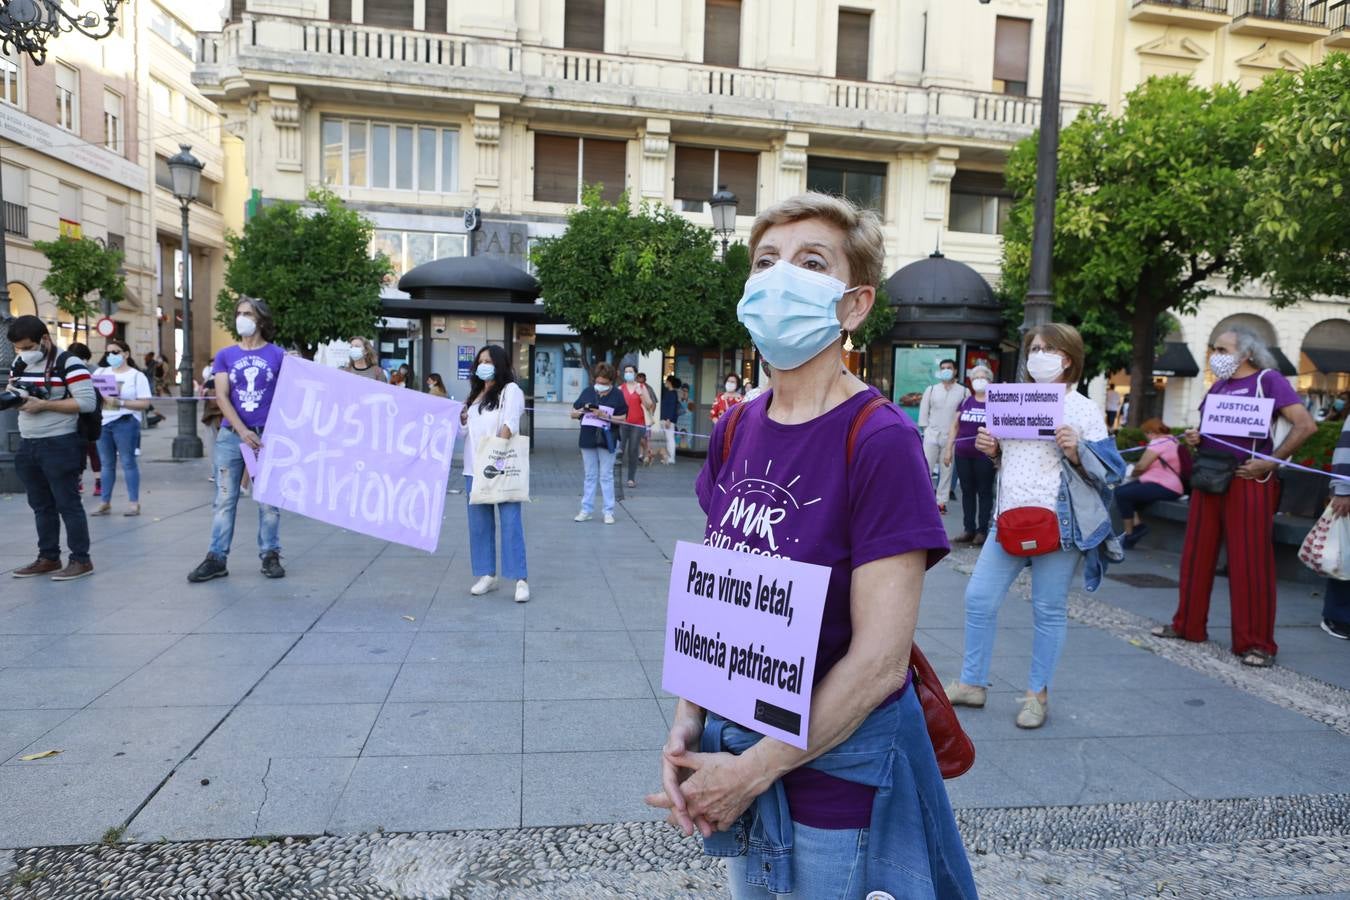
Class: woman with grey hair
1152,325,1316,666
944,363,996,544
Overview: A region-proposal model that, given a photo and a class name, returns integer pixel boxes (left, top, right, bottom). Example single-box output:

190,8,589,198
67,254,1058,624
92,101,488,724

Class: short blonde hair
749,192,886,289
1023,323,1086,385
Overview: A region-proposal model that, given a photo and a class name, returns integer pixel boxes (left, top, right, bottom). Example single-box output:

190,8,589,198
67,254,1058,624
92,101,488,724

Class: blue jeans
464,476,527,580
960,531,1082,693
1114,480,1180,520
579,446,615,515
208,428,280,560
727,824,869,900
16,432,91,564
96,415,141,503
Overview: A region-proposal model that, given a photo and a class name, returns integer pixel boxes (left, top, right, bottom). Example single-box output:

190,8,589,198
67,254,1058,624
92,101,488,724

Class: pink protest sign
92,374,119,397
1201,394,1275,439
581,413,610,430
250,357,463,553
985,383,1065,441
662,541,829,749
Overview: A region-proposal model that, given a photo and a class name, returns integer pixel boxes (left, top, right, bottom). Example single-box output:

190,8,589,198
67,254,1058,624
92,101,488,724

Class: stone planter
1277,468,1330,519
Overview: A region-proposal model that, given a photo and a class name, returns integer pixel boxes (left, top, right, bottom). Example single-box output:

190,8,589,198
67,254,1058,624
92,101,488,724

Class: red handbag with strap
721,393,976,779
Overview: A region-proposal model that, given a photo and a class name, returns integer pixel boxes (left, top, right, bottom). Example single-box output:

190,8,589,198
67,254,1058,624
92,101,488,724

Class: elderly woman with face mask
1152,325,1316,667
943,364,995,545
644,193,974,899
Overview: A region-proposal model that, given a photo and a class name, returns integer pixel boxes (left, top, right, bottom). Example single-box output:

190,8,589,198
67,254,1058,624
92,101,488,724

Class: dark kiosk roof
883,252,1003,344
389,255,544,317
1152,342,1200,378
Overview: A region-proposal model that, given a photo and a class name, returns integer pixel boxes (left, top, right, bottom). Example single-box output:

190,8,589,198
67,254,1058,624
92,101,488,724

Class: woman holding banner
459,345,529,603
1152,325,1315,667
946,324,1125,730
91,338,152,518
645,193,974,898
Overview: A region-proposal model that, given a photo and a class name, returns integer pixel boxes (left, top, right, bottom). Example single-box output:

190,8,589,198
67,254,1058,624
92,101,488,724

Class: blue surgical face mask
475,363,495,381
1335,398,1347,412
937,369,954,382
623,371,636,383
106,353,125,369
594,382,612,394
737,260,858,371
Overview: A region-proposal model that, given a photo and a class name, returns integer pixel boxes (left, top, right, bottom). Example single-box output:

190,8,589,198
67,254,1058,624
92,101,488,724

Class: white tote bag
1299,505,1350,581
469,402,531,505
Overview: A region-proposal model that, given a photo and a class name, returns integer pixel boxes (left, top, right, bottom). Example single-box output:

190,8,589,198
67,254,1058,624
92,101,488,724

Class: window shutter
994,17,1031,85
229,0,245,21
329,0,351,23
717,150,758,214
582,138,627,204
534,134,580,203
836,10,871,81
564,0,606,52
425,0,447,33
364,0,413,29
703,0,742,67
673,146,715,203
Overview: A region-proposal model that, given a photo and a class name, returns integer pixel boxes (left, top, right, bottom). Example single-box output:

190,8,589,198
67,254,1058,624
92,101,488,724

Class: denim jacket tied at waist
1054,435,1126,592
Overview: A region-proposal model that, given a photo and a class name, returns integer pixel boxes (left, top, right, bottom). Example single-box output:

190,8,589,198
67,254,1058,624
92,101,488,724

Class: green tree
1000,75,1272,424
217,188,390,358
1241,52,1350,303
531,188,731,360
35,236,125,322
852,281,896,350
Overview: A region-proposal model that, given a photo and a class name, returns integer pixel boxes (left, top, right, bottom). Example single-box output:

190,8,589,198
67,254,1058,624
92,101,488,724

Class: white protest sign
1200,394,1275,439
662,541,829,749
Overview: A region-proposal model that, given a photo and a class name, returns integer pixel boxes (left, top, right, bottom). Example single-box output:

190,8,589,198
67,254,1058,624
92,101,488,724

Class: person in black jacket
658,374,681,465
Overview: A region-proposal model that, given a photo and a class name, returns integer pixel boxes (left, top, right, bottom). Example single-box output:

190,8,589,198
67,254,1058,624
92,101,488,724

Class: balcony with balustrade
1230,0,1330,40
1327,0,1350,46
1128,0,1232,30
195,14,1084,151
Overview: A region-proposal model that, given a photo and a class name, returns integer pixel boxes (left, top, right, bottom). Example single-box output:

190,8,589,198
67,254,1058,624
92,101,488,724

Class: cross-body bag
721,395,975,780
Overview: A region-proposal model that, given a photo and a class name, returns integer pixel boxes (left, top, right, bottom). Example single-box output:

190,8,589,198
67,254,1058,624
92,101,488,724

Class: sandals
1151,625,1186,640
1240,650,1275,668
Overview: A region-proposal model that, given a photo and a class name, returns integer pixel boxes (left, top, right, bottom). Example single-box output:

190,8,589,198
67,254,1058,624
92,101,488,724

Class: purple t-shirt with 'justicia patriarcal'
695,388,949,829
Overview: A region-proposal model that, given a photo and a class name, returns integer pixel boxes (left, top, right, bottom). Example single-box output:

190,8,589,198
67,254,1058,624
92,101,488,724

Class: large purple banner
249,357,463,553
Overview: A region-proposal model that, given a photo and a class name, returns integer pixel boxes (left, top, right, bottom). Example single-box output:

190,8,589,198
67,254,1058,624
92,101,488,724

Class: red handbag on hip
995,506,1061,557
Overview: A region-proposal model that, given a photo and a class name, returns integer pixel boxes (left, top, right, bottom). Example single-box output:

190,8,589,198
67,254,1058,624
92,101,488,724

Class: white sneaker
470,575,498,596
603,513,616,525
514,580,530,603
574,512,593,522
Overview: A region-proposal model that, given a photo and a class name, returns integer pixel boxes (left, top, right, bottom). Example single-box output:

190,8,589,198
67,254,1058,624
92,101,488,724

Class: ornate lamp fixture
0,1,123,65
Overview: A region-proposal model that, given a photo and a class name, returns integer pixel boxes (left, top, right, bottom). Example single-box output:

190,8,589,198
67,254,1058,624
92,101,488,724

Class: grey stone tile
418,597,527,632
1104,733,1332,799
0,761,167,849
524,599,628,633
328,754,522,833
153,633,300,668
524,661,654,701
981,737,1191,806
0,634,59,665
193,599,333,634
363,701,522,756
0,709,75,764
941,755,1040,810
5,705,227,768
524,699,668,752
310,597,435,633
92,664,264,708
193,703,381,760
640,657,677,700
5,632,179,668
244,663,400,705
523,630,638,662
628,630,666,661
388,662,523,703
282,631,415,665
521,751,664,827
0,666,136,710
82,604,224,635
405,631,523,664
128,755,357,842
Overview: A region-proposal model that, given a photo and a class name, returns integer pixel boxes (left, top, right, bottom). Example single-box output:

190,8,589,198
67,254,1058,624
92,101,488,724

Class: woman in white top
459,345,529,602
946,324,1113,730
92,339,153,517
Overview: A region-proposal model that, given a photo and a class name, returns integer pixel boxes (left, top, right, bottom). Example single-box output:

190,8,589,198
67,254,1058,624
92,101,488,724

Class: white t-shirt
95,366,153,425
997,387,1108,514
462,381,525,474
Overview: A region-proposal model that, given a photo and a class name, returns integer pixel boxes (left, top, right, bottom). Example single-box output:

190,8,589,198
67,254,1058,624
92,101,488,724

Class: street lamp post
0,1,124,493
1021,0,1065,340
709,185,738,258
168,144,204,460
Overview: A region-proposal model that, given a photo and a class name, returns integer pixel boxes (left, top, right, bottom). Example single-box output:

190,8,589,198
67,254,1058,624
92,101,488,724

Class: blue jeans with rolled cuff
464,475,527,581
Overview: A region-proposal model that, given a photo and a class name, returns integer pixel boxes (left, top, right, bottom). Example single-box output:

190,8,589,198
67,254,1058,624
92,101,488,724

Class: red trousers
1174,475,1280,656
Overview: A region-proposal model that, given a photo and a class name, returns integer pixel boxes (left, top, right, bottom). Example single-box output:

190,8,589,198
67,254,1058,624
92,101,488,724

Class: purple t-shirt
212,343,286,431
953,396,986,459
1199,370,1300,460
695,389,949,829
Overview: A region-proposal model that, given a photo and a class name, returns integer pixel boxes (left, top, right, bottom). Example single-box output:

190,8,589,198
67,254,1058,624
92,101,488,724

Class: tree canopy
531,188,742,360
35,236,125,322
216,188,390,357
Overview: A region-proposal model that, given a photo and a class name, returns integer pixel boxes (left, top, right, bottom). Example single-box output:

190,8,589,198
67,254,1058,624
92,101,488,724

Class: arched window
6,282,36,318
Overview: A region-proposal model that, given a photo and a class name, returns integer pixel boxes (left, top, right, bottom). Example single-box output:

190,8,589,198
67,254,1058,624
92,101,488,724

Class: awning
1152,341,1199,377
1270,347,1298,377
1302,346,1350,376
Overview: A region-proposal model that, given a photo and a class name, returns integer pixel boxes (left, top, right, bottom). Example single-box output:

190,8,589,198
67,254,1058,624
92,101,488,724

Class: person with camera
6,315,98,580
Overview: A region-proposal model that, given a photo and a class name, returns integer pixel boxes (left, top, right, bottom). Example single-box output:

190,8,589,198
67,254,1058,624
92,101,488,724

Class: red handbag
995,506,1061,557
721,393,977,779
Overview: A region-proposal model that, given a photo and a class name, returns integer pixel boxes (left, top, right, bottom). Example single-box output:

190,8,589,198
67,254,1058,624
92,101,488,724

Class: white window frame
0,47,22,108
150,77,173,117
103,89,123,153
322,116,460,194
55,62,79,133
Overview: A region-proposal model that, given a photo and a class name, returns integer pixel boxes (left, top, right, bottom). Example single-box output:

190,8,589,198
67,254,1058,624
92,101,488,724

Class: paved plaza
2,421,1349,897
